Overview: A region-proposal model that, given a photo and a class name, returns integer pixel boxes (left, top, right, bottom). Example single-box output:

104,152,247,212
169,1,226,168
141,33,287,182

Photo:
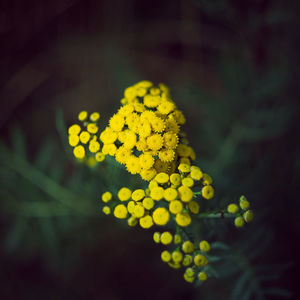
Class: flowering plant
67,81,253,284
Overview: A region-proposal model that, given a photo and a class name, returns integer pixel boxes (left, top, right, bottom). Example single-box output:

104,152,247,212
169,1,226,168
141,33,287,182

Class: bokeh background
0,0,299,299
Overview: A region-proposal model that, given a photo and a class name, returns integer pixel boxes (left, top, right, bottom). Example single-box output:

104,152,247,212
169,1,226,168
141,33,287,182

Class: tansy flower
153,232,161,243
202,173,213,185
170,173,181,186
175,212,191,227
144,95,161,108
95,152,106,162
152,207,170,226
68,124,81,135
100,128,118,144
157,101,175,115
174,234,182,244
139,153,154,170
140,168,157,181
182,255,193,266
115,146,132,164
158,149,175,162
198,272,207,281
163,188,178,201
73,145,85,159
136,80,153,88
202,185,214,200
118,104,135,116
155,172,169,184
150,117,165,133
161,250,171,262
114,204,128,219
182,241,194,253
172,109,186,125
188,201,200,214
194,254,208,267
172,251,183,263
133,205,145,218
199,240,211,252
136,138,148,152
139,215,153,229
147,134,164,151
182,177,194,188
102,191,112,203
180,157,191,165
89,141,100,153
123,131,137,149
154,159,170,173
128,216,138,227
176,144,191,157
136,87,147,97
142,197,154,210
124,86,137,100
150,87,161,96
150,187,164,201
164,119,180,134
90,112,100,122
118,187,132,201
126,156,141,174
102,206,111,215
138,120,151,138
69,134,79,147
178,163,190,173
102,144,117,156
190,167,203,180
87,123,98,134
127,201,136,214
131,189,145,201
78,111,88,121
160,231,173,245
169,200,183,214
79,131,91,144
163,132,178,149
178,186,193,202
134,103,146,113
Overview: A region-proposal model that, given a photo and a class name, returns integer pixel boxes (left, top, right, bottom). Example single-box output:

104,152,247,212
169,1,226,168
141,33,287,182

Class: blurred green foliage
0,0,299,299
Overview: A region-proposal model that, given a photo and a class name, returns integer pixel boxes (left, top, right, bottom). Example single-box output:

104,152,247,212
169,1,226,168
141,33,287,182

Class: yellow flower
79,131,91,144
202,173,213,185
227,203,239,214
68,124,81,135
158,149,175,162
139,215,153,229
73,145,85,159
150,187,164,201
95,152,106,162
174,234,182,244
163,188,178,201
78,111,88,121
90,112,100,122
89,141,100,153
128,216,138,227
118,187,132,201
153,232,161,243
182,255,193,266
114,204,128,219
155,172,169,184
150,117,165,133
140,168,157,181
154,159,170,173
138,120,151,138
123,131,137,149
178,186,193,202
147,134,163,151
69,134,79,147
183,273,195,283
194,254,208,267
100,128,118,144
142,197,154,210
240,196,250,210
152,207,170,226
118,104,135,116
182,177,194,188
127,201,136,214
126,113,139,133
176,144,191,158
168,262,181,269
172,251,183,263
157,101,175,115
148,180,158,190
160,231,173,245
199,240,211,252
139,153,154,170
202,185,214,200
172,109,186,125
102,206,111,215
136,87,147,97
102,144,117,156
178,163,190,173
87,123,98,134
243,210,254,223
115,146,132,164
170,173,181,186
161,250,171,262
102,191,112,203
132,189,145,201
198,272,207,281
126,156,141,174
188,201,200,214
175,212,191,227
182,241,194,253
137,80,153,88
234,216,245,227
150,87,161,96
144,95,161,108
169,200,183,214
124,86,137,100
190,167,203,180
163,132,178,149
133,205,145,218
165,119,180,134
180,157,190,165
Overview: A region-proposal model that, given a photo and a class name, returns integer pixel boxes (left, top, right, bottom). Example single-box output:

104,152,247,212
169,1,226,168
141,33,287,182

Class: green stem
197,210,234,219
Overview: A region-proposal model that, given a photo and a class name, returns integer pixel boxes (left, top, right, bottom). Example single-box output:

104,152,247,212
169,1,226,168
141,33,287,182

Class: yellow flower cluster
68,111,106,166
100,162,214,229
98,81,196,180
227,195,253,228
154,231,211,283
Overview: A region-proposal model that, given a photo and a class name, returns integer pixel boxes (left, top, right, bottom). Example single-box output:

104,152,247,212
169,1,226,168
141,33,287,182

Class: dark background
0,0,299,299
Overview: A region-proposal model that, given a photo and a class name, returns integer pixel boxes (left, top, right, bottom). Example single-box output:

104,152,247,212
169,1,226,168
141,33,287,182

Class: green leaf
10,125,26,159
35,138,55,170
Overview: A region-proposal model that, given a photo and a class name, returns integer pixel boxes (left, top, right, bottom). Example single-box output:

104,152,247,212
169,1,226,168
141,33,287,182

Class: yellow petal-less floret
163,188,178,201
194,254,208,267
190,168,203,180
142,197,154,210
87,123,98,134
79,131,91,144
202,185,214,200
73,145,85,159
182,241,195,253
147,134,164,151
95,152,106,162
161,250,171,262
227,203,239,214
118,187,132,201
89,141,100,153
153,232,161,243
139,153,154,170
172,251,183,263
102,206,111,215
114,204,128,219
150,187,164,201
182,177,194,188
115,146,132,164
153,207,170,226
140,168,157,181
174,234,182,244
90,112,100,122
69,124,81,136
69,134,79,147
126,156,141,174
182,255,193,266
199,240,211,252
170,173,181,186
160,231,173,245
127,216,138,227
163,132,178,149
78,111,88,121
127,201,136,214
198,272,208,281
132,189,145,201
100,128,118,144
202,173,213,185
178,163,190,173
169,200,183,214
175,212,191,227
158,149,175,162
102,191,112,203
188,201,200,214
133,205,145,218
155,172,169,184
178,186,193,202
139,215,153,229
